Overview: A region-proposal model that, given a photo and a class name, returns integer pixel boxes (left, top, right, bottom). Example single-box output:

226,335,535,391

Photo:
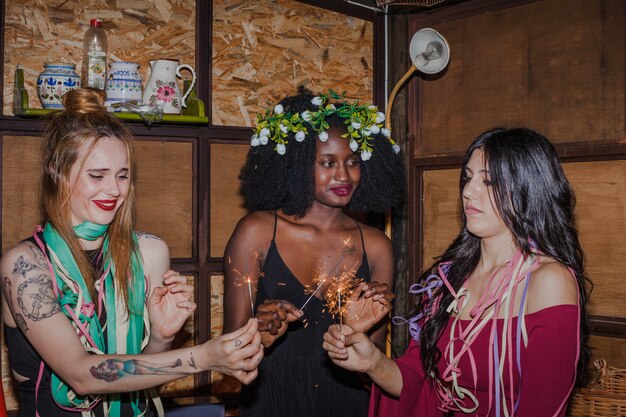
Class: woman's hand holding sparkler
343,281,395,333
255,299,303,348
323,324,403,396
322,324,382,373
205,318,264,385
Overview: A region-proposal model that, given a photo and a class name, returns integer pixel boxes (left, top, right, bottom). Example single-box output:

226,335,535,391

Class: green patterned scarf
42,222,148,416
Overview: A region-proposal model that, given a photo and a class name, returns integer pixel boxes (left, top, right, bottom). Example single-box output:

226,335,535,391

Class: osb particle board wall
212,0,374,126
3,0,196,114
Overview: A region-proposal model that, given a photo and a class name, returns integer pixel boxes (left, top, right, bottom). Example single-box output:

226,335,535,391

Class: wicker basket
568,359,626,417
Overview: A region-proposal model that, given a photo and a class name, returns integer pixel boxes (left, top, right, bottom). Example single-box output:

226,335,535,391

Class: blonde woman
1,88,263,417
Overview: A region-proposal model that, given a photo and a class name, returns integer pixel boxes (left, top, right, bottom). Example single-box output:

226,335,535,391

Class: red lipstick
93,200,118,211
330,185,353,196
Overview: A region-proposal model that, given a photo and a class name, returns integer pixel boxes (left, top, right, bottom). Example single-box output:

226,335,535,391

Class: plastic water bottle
81,19,107,90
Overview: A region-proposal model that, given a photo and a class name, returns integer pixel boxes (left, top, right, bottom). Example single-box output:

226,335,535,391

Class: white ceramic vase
142,59,196,114
36,63,81,109
105,61,143,109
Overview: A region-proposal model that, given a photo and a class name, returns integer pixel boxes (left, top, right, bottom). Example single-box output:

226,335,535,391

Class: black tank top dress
239,213,371,417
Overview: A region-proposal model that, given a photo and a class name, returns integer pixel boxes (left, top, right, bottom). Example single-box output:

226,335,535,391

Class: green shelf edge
13,108,208,125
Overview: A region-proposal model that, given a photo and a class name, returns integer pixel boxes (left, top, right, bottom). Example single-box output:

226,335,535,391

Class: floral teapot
142,59,196,115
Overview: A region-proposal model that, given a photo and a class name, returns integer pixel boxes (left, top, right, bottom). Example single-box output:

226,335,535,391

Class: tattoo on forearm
3,276,29,332
90,358,187,382
136,232,162,241
188,353,197,369
30,247,48,269
17,275,60,321
12,256,36,278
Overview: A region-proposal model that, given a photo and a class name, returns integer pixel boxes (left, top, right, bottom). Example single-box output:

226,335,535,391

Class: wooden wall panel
588,335,626,369
420,161,626,319
209,143,248,258
3,0,196,115
212,0,374,126
421,168,462,270
1,135,41,253
564,161,626,318
416,0,624,157
1,137,194,259
135,140,194,259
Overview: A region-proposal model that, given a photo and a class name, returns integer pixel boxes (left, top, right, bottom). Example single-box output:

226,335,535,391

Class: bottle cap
90,19,103,28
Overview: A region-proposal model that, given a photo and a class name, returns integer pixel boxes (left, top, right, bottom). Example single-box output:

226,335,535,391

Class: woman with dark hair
1,88,263,417
223,87,405,417
323,127,590,417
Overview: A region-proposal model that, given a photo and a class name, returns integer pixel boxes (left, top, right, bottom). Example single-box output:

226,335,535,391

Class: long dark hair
418,127,590,384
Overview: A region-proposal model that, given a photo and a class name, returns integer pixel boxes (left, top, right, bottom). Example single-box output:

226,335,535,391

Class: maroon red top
370,304,579,417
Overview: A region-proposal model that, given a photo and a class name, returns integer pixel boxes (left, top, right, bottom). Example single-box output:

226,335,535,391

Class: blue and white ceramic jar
105,61,142,109
36,63,81,109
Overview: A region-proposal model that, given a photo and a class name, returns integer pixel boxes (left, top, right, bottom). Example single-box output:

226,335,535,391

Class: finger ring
239,361,244,371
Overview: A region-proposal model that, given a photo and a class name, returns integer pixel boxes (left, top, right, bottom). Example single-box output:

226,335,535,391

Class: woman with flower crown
223,86,405,417
323,128,591,416
0,88,263,417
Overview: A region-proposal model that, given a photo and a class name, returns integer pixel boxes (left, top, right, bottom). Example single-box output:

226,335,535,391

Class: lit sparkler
323,262,362,324
227,253,263,317
299,238,356,312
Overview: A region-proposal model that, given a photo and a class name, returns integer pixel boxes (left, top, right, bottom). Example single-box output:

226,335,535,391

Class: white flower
250,135,260,146
375,112,385,123
370,124,380,134
259,135,269,145
274,104,284,115
368,105,377,110
327,104,336,110
311,96,323,106
319,131,329,142
276,143,286,155
279,123,288,133
349,139,358,152
392,144,401,154
362,127,371,136
295,131,306,142
360,150,372,161
260,127,270,137
381,128,391,138
301,110,312,121
351,121,361,129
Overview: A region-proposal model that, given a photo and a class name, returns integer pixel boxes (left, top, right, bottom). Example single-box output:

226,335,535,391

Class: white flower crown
251,90,400,161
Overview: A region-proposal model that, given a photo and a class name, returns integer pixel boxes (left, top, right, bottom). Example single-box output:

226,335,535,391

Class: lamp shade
409,28,450,74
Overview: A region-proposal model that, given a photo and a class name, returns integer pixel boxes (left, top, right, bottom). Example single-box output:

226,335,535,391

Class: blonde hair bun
62,88,106,114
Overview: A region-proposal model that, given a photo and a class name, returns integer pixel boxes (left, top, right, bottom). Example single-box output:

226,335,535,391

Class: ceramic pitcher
105,61,143,109
37,63,81,109
142,59,196,114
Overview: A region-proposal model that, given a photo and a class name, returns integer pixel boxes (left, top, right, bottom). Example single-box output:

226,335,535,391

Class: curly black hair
239,86,406,216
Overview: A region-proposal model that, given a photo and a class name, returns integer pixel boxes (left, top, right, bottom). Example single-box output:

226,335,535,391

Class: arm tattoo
17,275,60,321
3,276,29,332
188,353,197,369
12,256,36,278
30,246,48,269
136,232,162,241
90,358,187,382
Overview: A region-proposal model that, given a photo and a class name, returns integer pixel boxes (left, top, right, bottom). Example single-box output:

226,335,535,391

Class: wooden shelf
13,107,208,124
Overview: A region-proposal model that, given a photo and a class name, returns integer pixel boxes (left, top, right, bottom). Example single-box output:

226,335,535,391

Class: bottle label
87,53,106,89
